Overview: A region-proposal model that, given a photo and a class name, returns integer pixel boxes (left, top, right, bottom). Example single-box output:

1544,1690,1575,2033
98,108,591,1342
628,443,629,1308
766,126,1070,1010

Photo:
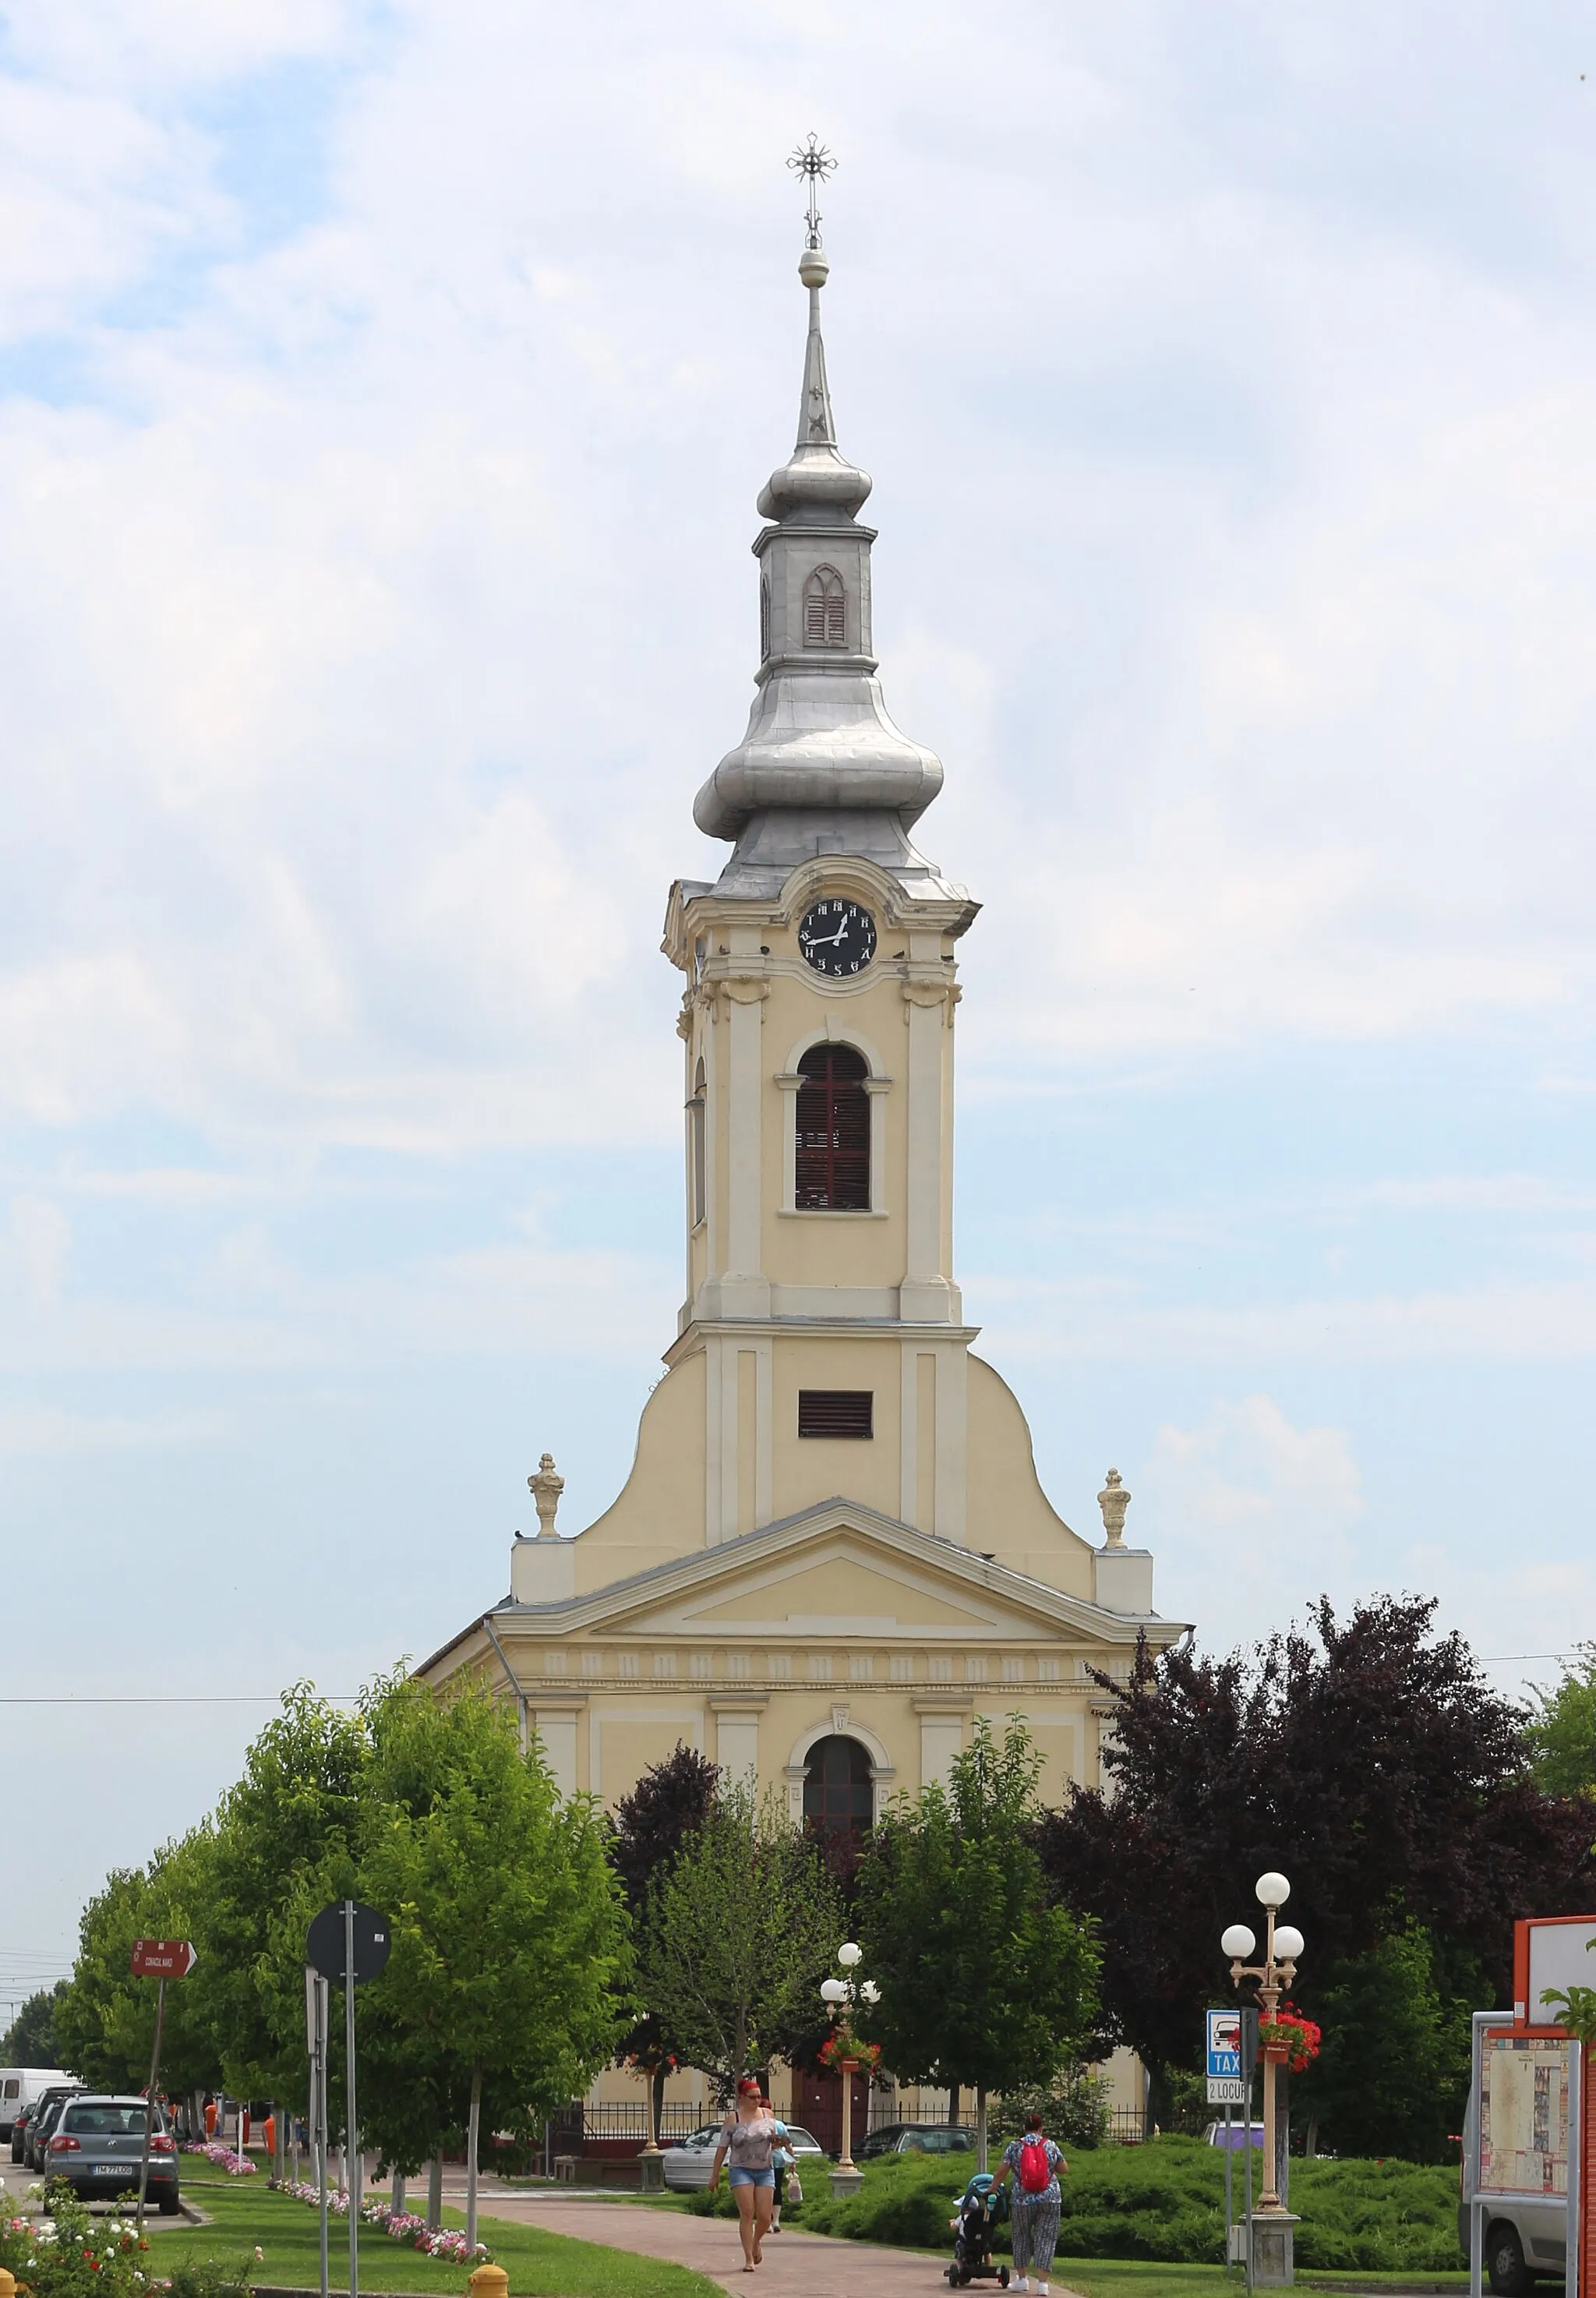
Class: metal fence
1106,2107,1147,2145
553,2102,715,2146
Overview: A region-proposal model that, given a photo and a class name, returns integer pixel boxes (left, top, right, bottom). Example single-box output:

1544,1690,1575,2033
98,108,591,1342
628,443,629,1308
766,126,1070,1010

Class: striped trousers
1010,2194,1062,2276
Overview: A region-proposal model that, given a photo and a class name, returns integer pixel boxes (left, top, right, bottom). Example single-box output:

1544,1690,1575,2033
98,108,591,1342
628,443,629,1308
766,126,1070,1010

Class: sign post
129,1939,198,2234
1207,2010,1248,2279
305,1964,330,2298
305,1902,390,2298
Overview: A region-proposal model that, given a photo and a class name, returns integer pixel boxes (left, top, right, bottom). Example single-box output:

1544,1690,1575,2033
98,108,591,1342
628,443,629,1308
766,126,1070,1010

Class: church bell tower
429,154,1177,1821
661,179,982,1547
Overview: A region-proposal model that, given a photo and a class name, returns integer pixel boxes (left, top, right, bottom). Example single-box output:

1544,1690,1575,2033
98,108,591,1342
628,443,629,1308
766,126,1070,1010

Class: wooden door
794,2068,870,2158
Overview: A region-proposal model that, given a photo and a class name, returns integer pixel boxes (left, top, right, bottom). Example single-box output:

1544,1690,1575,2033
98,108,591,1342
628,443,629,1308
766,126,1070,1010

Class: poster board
1480,2031,1573,2197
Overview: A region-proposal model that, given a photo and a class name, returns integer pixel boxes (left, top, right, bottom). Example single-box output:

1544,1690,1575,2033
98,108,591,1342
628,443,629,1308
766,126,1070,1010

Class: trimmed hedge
789,2138,1464,2271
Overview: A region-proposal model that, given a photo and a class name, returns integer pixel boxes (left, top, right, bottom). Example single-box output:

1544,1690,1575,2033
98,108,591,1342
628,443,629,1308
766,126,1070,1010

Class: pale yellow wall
965,1356,1096,1598
574,1351,706,1589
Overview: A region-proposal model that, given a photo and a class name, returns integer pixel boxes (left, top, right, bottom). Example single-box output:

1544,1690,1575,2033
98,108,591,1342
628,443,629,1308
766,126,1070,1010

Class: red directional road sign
130,1939,198,1979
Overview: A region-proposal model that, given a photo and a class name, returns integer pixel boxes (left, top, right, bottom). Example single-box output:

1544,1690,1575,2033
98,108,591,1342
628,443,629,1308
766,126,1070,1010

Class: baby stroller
945,2171,1010,2288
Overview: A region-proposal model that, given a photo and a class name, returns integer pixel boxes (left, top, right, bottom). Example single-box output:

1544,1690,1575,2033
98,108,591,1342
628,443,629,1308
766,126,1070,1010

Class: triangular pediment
478,1497,1164,1651
627,1538,1019,1638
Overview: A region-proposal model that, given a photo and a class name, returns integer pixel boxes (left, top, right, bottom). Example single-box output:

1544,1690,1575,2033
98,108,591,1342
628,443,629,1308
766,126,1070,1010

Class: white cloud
1139,1395,1365,1649
0,1194,72,1306
976,1274,1596,1363
2,3,1596,1158
0,1403,228,1455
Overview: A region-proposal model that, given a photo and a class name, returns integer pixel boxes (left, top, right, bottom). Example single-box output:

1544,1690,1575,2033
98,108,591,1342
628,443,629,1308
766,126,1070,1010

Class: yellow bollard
468,2264,509,2298
0,2266,15,2298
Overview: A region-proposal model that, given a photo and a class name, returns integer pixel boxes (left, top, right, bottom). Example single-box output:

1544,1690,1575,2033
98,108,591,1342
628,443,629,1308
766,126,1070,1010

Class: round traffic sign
305,1900,391,1985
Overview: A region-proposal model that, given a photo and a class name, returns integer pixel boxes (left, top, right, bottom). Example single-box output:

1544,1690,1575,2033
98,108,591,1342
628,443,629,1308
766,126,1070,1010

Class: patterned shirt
1002,2135,1066,2205
719,2112,779,2171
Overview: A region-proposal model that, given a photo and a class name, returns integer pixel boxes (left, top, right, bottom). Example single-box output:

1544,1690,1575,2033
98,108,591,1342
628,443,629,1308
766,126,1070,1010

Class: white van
0,2068,76,2141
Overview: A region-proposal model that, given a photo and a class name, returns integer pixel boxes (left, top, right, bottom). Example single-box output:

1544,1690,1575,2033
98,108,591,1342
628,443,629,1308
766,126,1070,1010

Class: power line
0,1695,359,1706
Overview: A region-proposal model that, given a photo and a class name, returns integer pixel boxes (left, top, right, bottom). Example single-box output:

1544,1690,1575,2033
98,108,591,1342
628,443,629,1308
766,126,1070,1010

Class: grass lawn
1054,2268,1467,2298
139,2163,720,2298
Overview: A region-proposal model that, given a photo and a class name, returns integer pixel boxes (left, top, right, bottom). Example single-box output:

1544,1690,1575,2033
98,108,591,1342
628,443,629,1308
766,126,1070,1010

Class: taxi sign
1206,2006,1248,2105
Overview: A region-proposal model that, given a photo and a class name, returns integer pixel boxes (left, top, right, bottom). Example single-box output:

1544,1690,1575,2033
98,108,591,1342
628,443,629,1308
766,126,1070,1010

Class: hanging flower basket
818,2028,881,2074
1257,2005,1322,2074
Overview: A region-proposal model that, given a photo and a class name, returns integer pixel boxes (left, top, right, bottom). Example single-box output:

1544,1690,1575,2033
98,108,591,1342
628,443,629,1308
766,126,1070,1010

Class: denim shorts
728,2166,775,2190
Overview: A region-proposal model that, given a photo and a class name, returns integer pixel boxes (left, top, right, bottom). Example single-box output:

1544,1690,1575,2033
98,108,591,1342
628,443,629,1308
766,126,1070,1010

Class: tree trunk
976,2085,988,2175
466,2065,482,2257
650,2063,666,2151
391,2172,406,2215
426,2155,443,2232
1304,2113,1319,2160
948,2084,961,2127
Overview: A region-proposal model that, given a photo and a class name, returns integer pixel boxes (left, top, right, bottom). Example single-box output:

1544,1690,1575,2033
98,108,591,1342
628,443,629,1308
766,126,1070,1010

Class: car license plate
95,2164,133,2178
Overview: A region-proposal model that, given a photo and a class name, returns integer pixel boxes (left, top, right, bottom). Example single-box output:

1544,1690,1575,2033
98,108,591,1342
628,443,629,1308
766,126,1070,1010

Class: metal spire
787,132,837,250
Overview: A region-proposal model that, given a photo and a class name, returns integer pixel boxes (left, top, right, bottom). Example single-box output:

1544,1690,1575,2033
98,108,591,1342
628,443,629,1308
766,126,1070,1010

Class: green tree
1037,1599,1596,2118
856,1716,1100,2168
1294,1922,1477,2162
637,1782,844,2088
198,1682,371,2107
1525,1645,1596,1799
2,1982,69,2066
608,1744,720,2143
53,1832,220,2101
362,1678,629,2254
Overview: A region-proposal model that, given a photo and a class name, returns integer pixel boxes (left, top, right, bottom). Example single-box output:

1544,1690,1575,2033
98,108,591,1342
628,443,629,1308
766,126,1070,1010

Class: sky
4,0,1596,2010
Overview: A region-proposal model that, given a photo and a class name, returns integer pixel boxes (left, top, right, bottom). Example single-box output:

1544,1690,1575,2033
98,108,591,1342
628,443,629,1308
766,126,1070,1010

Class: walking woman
709,2077,780,2272
991,2109,1068,2297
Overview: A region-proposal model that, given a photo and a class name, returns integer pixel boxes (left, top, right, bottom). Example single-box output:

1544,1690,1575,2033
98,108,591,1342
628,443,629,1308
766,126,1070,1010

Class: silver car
44,2095,181,2211
661,2120,826,2188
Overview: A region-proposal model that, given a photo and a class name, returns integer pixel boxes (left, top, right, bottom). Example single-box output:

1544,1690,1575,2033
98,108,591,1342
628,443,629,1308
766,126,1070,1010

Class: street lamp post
1222,1872,1307,2289
821,1941,879,2198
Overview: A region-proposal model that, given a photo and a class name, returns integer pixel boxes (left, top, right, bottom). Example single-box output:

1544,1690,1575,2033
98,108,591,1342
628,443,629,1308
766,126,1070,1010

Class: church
419,186,1185,2140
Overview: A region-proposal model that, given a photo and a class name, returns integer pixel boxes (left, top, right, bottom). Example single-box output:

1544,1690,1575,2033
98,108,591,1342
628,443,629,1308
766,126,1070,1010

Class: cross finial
788,133,837,250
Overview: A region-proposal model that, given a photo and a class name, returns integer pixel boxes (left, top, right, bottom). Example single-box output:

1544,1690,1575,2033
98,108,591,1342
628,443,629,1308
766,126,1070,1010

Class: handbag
786,2172,803,2204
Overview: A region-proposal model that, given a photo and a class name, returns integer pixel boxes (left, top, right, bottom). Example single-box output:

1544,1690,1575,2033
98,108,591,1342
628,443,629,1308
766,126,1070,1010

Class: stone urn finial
528,1452,564,1539
1097,1468,1131,1547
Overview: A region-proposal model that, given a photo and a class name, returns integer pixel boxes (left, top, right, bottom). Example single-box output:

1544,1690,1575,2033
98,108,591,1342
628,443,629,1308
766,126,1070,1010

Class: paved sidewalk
476,2192,971,2297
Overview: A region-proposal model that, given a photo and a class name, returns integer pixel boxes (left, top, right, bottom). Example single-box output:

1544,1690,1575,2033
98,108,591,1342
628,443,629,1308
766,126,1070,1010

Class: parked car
661,2120,826,2187
1202,2121,1264,2150
10,2099,41,2164
44,2095,181,2212
856,2122,975,2159
26,2088,84,2171
1,2069,76,2144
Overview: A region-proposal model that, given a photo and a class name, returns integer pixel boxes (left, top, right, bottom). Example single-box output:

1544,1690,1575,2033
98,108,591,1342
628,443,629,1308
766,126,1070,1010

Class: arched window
803,564,846,649
795,1043,869,1210
803,1734,874,1847
689,1059,707,1228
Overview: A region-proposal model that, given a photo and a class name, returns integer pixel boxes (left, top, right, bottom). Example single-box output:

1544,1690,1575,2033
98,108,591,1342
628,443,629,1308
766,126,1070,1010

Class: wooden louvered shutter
797,1390,874,1438
794,1044,870,1209
803,565,846,649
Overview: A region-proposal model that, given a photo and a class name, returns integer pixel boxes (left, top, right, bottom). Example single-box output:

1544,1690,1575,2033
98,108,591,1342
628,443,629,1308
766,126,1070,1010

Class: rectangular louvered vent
798,1388,874,1439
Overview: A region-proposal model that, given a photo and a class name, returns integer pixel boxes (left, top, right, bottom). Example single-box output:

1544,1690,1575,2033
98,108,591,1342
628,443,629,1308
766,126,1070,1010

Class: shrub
791,2137,1466,2270
991,2067,1112,2150
0,2187,154,2298
164,2257,254,2298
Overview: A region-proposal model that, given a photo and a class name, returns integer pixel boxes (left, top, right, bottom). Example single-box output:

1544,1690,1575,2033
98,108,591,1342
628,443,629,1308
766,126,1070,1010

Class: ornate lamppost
820,1941,879,2197
1222,1872,1306,2287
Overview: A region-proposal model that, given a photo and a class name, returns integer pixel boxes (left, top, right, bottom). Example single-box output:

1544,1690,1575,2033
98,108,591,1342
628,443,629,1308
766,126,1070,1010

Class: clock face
798,899,877,978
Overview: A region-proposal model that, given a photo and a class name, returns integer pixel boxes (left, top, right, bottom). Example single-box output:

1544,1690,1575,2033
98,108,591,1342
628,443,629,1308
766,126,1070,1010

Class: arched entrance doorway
802,1733,874,1849
800,1734,878,2155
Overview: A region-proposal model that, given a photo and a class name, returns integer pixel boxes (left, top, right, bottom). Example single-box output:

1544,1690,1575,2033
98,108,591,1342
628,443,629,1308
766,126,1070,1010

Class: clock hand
806,923,850,947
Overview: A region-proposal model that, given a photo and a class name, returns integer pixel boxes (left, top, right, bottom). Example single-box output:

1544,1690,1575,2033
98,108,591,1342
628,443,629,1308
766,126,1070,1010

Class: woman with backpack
990,2109,1068,2297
